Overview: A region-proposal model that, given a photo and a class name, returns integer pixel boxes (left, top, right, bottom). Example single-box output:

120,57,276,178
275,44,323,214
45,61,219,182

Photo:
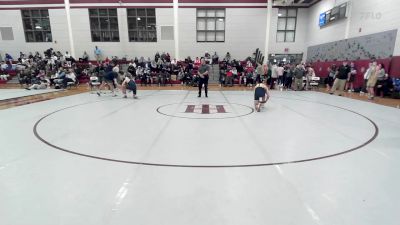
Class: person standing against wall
366,63,380,100
330,61,350,96
256,62,264,84
94,46,102,64
225,66,233,87
294,64,305,91
361,62,373,94
198,58,210,97
284,64,294,90
306,65,315,90
276,63,284,87
270,63,278,89
326,64,337,91
346,62,357,92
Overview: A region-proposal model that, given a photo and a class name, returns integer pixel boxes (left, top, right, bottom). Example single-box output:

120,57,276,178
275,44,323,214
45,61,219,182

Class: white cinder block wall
269,8,308,55
179,8,267,61
306,0,348,47
70,8,175,60
348,0,400,55
0,9,70,58
306,0,400,58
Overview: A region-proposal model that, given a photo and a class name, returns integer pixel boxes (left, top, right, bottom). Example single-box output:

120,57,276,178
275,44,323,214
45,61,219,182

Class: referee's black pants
198,77,209,97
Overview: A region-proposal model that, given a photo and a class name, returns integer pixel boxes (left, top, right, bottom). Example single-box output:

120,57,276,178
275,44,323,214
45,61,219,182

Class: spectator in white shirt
113,64,120,73
270,64,278,89
277,64,285,86
63,69,76,88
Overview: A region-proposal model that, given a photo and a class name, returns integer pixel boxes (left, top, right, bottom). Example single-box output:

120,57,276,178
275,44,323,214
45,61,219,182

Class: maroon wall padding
389,56,400,78
312,57,398,88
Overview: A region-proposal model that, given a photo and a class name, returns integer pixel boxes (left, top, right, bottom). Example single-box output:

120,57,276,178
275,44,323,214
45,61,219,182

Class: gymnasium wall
305,0,348,49
0,9,71,58
178,8,267,61
268,8,308,55
348,0,400,56
307,29,397,62
306,0,400,59
69,8,175,60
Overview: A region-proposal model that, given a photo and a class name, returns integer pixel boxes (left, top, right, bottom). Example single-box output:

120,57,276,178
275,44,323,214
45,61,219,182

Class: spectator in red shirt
226,66,233,87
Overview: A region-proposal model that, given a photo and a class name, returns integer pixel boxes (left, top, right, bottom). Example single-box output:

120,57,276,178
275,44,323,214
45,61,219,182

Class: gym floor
0,87,399,225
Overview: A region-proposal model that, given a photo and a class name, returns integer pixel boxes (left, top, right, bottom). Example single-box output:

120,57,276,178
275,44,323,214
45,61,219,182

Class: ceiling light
278,13,282,17
137,17,141,20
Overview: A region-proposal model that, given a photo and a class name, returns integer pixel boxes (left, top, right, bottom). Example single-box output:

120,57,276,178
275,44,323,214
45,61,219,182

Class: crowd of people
325,60,393,99
218,60,316,91
0,48,88,90
0,48,398,101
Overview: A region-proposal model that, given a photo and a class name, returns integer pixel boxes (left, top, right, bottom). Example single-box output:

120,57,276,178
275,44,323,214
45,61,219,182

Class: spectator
326,64,337,91
330,61,350,96
171,58,177,66
26,77,50,90
5,53,13,65
113,64,120,74
194,57,201,66
225,52,231,62
256,62,264,84
232,66,238,81
366,63,380,100
161,52,166,61
155,52,160,61
284,64,294,90
362,62,374,93
226,66,233,87
212,52,219,64
219,67,226,87
294,64,305,91
62,69,76,88
377,64,386,81
346,62,357,92
64,51,73,67
305,65,315,90
94,46,102,64
79,51,89,62
204,51,211,64
276,63,284,87
270,64,278,89
376,74,393,97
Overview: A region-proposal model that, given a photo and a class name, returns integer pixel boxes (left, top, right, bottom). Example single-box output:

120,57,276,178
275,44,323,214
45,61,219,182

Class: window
197,9,225,42
21,10,52,42
276,8,297,42
127,8,157,42
89,9,119,42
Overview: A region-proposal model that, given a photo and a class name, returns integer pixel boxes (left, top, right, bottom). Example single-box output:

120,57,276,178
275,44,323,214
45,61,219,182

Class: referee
198,58,211,98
